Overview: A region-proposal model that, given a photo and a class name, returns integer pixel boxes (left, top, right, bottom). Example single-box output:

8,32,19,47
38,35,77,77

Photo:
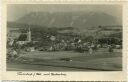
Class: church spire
27,27,31,42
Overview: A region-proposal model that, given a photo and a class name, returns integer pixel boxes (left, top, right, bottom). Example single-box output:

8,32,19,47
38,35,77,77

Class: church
17,28,32,45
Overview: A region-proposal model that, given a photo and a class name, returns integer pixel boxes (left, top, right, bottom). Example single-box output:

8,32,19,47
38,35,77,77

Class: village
6,24,122,71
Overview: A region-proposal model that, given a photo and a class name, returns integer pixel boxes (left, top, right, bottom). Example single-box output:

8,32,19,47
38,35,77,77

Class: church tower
27,27,31,42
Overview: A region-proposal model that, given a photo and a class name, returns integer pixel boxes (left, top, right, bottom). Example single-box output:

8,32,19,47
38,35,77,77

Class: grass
7,48,122,71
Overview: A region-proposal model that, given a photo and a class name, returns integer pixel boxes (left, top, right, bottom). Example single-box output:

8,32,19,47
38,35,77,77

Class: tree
18,34,27,41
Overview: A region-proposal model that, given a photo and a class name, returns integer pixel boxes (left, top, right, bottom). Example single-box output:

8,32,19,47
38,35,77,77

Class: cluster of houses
7,25,122,60
7,26,122,60
7,27,35,56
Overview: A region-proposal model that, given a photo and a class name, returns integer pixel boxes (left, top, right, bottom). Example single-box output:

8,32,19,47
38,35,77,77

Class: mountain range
13,11,121,30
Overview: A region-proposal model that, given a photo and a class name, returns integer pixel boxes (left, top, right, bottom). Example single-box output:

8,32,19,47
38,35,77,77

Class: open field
7,48,122,71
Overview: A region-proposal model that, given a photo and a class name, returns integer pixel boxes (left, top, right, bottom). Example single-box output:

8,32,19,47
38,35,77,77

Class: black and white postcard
1,0,127,81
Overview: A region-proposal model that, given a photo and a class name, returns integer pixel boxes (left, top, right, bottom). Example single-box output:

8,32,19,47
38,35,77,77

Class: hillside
15,11,121,30
7,11,122,42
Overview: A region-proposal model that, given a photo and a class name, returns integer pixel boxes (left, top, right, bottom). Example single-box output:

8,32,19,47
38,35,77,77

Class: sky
7,4,122,21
